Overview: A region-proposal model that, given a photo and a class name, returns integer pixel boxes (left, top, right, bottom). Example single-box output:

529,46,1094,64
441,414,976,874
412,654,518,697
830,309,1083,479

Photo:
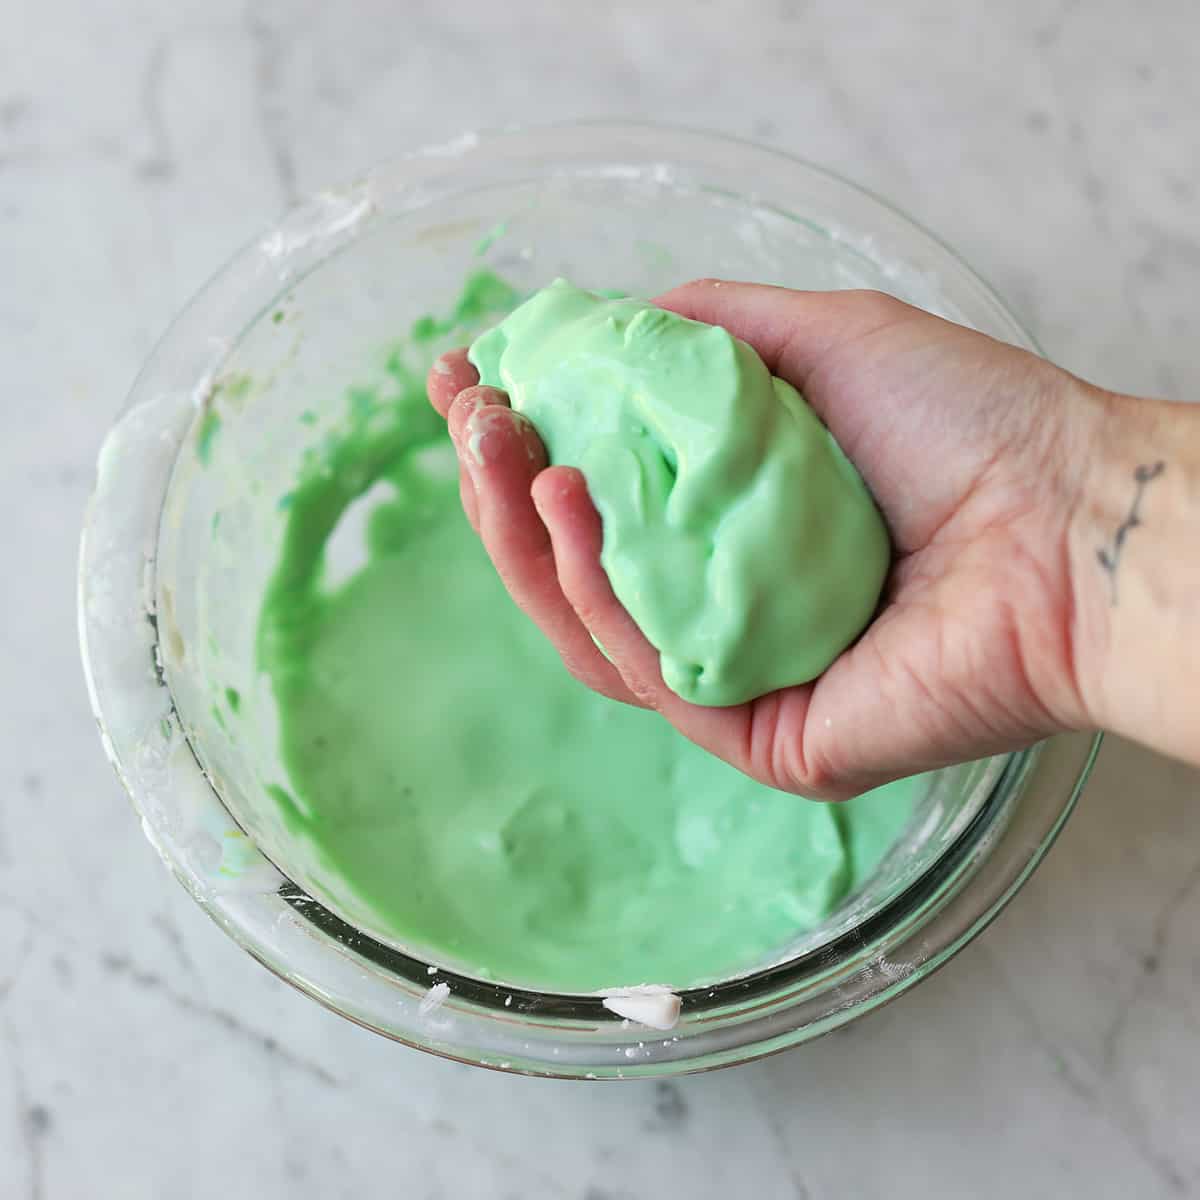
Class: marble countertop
3,0,1199,1195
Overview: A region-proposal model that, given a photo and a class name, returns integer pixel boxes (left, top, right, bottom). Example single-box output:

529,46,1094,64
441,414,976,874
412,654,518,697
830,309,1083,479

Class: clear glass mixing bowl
78,121,1098,1077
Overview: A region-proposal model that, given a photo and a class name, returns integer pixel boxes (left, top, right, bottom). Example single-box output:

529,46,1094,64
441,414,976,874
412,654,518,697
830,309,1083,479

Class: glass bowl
78,121,1099,1077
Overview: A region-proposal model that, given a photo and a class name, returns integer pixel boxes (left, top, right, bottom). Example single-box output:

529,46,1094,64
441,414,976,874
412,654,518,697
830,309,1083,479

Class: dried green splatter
196,408,221,465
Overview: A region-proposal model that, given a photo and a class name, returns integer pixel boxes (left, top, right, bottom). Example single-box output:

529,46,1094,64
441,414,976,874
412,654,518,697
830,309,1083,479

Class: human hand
427,281,1105,798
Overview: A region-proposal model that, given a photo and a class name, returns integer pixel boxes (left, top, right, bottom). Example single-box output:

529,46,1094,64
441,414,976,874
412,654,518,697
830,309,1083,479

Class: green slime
258,272,916,993
470,279,891,707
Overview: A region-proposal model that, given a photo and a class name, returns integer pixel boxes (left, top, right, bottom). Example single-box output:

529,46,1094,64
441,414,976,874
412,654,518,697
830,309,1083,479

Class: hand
427,280,1105,798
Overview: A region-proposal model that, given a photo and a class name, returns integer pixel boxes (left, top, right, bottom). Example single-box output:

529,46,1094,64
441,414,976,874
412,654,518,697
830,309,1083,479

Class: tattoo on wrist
1096,461,1166,605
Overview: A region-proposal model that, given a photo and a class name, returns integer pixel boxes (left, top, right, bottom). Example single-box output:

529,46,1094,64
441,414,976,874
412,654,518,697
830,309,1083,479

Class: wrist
1066,384,1200,755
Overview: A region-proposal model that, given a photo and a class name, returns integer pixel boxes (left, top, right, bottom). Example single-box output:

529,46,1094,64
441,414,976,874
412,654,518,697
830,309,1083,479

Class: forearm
1068,387,1200,763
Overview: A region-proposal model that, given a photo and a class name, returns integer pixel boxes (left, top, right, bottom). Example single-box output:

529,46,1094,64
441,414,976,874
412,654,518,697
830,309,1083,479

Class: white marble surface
3,0,1200,1196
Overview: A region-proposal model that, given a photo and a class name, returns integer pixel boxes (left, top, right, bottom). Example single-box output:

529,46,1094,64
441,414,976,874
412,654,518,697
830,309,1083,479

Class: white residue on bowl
600,985,681,1031
419,981,451,1017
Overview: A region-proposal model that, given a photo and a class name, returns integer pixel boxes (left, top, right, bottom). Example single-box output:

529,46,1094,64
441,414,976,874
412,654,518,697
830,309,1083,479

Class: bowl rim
78,118,1100,1078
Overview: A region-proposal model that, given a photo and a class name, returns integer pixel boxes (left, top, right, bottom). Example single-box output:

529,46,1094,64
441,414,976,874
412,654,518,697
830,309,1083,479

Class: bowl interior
153,162,1011,993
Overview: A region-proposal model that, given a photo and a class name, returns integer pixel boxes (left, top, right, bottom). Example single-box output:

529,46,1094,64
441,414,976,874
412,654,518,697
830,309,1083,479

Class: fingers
531,467,765,773
429,351,484,529
426,348,478,417
449,394,639,706
443,385,495,534
654,279,913,395
529,468,665,706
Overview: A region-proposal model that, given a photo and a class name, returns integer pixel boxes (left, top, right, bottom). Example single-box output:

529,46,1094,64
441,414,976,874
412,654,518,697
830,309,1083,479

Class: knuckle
565,595,604,630
623,674,662,712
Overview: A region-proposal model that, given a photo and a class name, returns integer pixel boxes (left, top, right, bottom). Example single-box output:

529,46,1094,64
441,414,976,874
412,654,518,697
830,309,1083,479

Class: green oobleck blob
469,279,891,707
256,270,916,993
